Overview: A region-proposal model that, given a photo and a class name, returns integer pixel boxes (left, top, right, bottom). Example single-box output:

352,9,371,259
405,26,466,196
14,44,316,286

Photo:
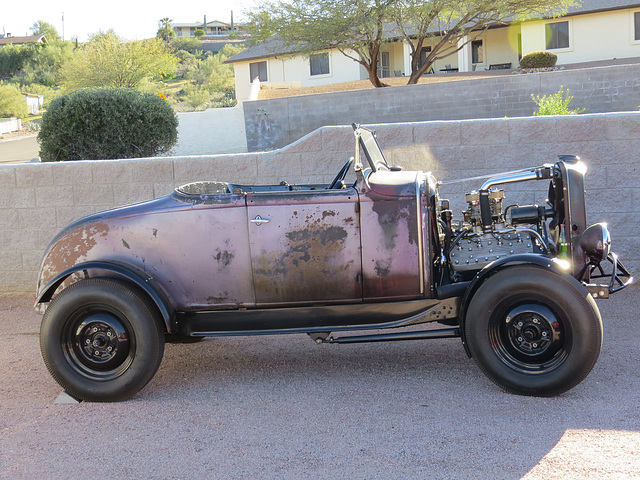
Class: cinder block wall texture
243,62,640,151
1,112,637,296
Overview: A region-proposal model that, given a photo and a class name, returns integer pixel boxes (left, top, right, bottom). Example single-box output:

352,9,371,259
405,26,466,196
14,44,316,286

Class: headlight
579,223,611,265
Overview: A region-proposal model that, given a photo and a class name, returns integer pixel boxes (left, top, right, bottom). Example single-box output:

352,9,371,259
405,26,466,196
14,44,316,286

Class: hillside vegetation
0,21,245,117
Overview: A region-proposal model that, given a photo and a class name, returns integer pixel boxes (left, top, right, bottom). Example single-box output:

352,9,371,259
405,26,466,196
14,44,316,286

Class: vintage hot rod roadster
36,125,632,401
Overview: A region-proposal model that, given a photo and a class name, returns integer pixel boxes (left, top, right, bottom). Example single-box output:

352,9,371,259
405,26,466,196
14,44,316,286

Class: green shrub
0,44,35,76
170,37,203,56
520,51,558,69
532,86,585,116
0,83,28,117
183,85,211,109
38,87,178,161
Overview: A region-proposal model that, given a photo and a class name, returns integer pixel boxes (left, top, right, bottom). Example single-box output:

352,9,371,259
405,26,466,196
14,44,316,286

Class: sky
2,0,259,42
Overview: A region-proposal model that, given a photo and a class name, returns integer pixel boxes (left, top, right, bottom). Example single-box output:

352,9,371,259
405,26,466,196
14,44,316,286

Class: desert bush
170,37,203,56
532,86,585,116
520,51,558,69
0,83,28,117
38,87,178,161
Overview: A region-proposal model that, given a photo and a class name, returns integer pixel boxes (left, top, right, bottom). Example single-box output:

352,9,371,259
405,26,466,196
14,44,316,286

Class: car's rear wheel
40,278,165,402
465,265,602,396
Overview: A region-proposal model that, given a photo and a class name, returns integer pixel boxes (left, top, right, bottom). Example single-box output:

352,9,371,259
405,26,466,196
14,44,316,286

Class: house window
419,46,432,69
635,12,640,41
250,61,268,82
546,21,569,49
472,39,484,64
310,53,330,76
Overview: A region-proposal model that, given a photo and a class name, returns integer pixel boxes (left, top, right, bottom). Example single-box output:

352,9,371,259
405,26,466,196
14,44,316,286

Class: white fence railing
0,118,22,135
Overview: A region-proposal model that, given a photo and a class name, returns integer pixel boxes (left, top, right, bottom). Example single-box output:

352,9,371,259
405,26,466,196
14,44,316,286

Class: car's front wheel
465,265,602,396
40,278,165,402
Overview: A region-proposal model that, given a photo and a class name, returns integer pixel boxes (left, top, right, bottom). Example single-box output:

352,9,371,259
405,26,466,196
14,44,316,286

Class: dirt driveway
1,287,638,479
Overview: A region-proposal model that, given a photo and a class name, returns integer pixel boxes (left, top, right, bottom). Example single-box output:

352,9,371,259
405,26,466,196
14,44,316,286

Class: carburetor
463,189,505,229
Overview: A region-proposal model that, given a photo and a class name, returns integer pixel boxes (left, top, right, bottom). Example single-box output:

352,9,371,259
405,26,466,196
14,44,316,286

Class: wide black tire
40,278,165,402
465,265,602,396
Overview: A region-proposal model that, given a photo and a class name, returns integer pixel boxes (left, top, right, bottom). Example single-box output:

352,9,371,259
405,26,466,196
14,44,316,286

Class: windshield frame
352,124,390,173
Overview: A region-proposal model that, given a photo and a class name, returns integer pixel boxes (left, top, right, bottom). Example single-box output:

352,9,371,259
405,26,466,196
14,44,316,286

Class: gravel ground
1,286,638,480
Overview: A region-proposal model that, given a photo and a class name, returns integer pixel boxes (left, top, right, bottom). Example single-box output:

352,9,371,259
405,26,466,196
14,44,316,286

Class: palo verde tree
392,0,577,84
249,0,397,88
58,31,178,89
251,0,577,87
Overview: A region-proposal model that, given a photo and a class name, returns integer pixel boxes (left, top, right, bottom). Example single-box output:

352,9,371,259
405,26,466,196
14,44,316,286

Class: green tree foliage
158,17,175,42
38,88,178,161
17,42,75,87
182,43,245,109
170,37,203,55
0,44,35,76
251,0,577,87
393,0,574,84
0,83,28,117
194,29,206,38
188,44,244,91
250,0,395,88
0,42,74,85
30,20,62,43
183,85,212,109
58,32,178,89
532,86,585,116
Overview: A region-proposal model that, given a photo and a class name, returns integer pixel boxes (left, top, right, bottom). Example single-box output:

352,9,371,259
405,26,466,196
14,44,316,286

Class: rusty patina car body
37,125,632,401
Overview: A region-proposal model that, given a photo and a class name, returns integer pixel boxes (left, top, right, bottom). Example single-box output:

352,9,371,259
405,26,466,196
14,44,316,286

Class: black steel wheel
465,265,602,396
40,278,165,402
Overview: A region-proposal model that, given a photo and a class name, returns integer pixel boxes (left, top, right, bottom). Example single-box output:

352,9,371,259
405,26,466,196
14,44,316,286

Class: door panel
247,189,362,305
359,196,422,300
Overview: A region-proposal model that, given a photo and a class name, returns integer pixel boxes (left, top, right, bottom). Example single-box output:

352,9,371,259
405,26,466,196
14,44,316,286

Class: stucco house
226,0,640,101
171,20,247,38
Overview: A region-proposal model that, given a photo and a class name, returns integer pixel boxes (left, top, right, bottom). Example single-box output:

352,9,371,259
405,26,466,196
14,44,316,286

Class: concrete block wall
0,112,637,296
243,62,640,151
173,107,248,156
